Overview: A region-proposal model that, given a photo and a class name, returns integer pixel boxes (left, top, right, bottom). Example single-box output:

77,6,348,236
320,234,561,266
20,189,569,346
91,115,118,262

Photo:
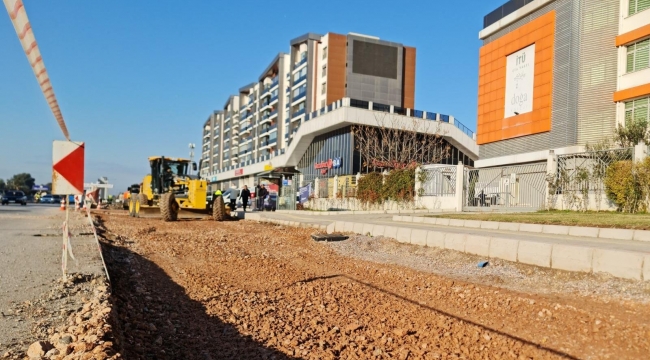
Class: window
321,99,326,108
322,65,327,77
321,82,326,95
322,46,327,59
626,39,649,73
629,0,650,16
625,97,649,125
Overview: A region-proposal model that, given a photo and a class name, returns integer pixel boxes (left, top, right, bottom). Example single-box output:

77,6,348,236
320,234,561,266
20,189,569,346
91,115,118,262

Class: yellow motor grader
128,156,230,221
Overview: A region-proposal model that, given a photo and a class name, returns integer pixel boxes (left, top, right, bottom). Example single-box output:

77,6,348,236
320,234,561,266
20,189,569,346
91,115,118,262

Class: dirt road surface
98,213,650,359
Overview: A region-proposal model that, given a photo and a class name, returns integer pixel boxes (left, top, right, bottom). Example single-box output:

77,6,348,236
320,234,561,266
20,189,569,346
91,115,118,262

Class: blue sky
0,0,504,193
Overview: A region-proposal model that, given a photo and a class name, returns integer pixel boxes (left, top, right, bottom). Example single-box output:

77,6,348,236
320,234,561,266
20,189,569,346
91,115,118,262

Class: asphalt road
0,204,63,349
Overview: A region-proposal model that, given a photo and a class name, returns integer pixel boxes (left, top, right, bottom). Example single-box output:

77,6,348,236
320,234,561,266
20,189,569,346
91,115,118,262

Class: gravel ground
98,213,650,359
327,235,650,305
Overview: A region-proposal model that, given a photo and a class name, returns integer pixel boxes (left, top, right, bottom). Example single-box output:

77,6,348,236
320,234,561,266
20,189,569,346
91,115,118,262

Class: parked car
1,190,27,206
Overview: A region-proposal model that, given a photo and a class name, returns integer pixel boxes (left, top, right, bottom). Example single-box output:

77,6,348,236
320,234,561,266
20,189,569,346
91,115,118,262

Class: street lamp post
189,143,196,175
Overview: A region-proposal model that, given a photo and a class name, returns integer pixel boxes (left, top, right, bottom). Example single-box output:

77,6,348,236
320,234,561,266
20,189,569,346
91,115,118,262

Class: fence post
382,170,388,185
314,177,320,198
546,150,557,210
299,174,304,187
634,141,647,162
455,162,464,212
414,167,422,203
333,175,339,199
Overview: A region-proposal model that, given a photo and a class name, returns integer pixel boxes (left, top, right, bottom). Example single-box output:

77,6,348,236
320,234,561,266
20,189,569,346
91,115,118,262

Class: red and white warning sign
52,140,84,195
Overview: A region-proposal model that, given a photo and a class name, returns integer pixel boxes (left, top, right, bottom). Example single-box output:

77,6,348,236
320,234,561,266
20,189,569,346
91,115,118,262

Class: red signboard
235,169,244,176
314,157,341,175
52,140,85,195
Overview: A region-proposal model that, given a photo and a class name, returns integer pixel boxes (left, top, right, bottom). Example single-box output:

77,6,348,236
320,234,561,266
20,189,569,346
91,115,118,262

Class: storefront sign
263,164,273,171
314,157,342,175
235,169,243,176
505,44,535,117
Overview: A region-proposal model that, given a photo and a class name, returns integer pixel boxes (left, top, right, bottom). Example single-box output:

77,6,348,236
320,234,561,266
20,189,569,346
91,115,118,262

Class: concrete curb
274,209,454,216
250,215,649,282
392,215,650,243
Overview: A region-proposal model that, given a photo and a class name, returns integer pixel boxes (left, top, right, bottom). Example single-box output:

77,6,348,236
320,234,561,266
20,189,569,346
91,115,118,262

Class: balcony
270,77,279,89
240,124,252,134
224,126,231,133
259,138,277,148
294,55,307,68
239,105,247,112
291,108,306,119
248,97,254,105
261,85,271,97
292,74,307,87
292,90,306,103
239,147,252,155
260,124,277,135
269,109,278,119
269,94,279,104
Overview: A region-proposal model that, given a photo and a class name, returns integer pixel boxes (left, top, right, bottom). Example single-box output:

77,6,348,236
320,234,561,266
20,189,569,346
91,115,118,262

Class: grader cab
128,156,230,221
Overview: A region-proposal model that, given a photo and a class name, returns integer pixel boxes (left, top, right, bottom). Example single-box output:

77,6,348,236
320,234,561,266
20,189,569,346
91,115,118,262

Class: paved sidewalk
245,211,650,282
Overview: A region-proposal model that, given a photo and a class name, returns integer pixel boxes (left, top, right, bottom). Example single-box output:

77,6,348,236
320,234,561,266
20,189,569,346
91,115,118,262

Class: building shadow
101,240,296,360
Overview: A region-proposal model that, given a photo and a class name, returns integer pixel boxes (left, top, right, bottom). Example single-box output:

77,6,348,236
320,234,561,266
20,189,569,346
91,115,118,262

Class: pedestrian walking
258,184,269,211
241,185,251,212
229,186,237,211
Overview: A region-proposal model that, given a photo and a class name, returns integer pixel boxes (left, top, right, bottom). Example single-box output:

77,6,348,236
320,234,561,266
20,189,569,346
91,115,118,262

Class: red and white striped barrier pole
3,0,70,140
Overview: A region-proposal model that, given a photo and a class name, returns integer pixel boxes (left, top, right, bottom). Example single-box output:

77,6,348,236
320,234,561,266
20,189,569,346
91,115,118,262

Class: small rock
59,335,73,345
27,341,51,358
44,348,60,357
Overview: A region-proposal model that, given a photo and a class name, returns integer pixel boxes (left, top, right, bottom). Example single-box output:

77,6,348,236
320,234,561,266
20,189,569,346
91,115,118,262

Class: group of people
212,183,269,212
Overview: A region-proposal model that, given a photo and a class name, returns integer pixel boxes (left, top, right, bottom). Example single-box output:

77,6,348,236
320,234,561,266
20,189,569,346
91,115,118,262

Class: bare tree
352,113,450,170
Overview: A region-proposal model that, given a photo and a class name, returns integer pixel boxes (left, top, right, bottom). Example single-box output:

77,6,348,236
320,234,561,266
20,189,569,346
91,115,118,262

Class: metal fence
556,148,633,193
463,163,547,210
421,165,456,196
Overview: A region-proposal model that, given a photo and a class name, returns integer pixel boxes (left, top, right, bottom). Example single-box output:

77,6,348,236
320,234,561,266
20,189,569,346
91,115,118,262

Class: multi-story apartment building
475,0,650,168
200,32,478,192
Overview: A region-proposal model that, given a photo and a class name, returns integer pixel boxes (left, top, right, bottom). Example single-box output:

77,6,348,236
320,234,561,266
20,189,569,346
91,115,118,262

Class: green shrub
357,172,384,204
605,160,642,212
381,168,416,202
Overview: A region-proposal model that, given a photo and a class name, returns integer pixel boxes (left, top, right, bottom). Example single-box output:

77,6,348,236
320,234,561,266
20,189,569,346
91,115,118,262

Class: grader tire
128,197,135,217
160,193,178,222
212,196,227,221
139,193,149,207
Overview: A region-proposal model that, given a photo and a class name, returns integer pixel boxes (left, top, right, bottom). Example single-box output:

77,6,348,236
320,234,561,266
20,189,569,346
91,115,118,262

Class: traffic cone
60,199,65,211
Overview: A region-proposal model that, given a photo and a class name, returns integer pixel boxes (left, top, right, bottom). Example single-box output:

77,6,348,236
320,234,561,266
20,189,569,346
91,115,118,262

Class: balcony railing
260,124,277,134
293,74,307,86
248,98,254,105
294,55,307,68
291,108,305,118
269,94,278,104
293,90,306,102
269,109,278,117
271,77,279,88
